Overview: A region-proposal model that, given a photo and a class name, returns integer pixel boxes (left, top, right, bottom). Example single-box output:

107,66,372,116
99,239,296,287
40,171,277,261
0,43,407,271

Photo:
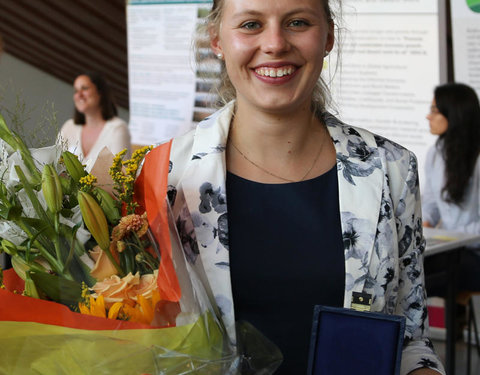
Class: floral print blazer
161,102,444,375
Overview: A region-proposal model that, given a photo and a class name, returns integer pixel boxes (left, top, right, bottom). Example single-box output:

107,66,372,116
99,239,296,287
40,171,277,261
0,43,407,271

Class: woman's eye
288,19,309,28
241,21,260,30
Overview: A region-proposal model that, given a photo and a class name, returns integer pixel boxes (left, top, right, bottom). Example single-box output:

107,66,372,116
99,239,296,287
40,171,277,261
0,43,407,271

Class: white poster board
451,0,480,97
326,0,444,186
127,0,214,145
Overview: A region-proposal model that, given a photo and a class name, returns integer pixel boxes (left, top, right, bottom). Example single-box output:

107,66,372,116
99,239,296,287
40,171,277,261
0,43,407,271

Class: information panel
451,0,480,97
127,0,213,145
326,0,443,185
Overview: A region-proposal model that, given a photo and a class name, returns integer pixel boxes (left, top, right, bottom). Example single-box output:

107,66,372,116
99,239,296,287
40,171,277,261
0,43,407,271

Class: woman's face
210,0,334,114
73,75,101,115
427,99,448,135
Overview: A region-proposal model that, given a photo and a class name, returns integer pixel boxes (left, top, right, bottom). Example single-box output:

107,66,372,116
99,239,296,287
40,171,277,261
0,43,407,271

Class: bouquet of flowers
0,112,235,374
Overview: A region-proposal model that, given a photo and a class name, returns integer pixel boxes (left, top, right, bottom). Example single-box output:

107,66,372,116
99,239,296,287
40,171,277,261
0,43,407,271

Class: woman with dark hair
423,83,480,233
57,72,131,167
423,82,480,291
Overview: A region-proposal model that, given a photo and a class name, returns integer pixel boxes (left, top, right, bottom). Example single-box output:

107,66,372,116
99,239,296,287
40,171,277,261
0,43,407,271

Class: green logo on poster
467,0,480,13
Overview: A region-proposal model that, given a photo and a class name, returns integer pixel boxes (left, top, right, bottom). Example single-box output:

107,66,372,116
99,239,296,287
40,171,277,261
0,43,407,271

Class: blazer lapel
177,104,237,337
326,119,384,308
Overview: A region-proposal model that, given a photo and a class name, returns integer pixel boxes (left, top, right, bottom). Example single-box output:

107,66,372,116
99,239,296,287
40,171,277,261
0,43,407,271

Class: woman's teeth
255,66,296,78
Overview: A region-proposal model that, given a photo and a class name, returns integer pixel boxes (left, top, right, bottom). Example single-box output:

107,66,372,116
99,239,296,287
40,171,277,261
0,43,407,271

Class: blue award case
307,305,406,375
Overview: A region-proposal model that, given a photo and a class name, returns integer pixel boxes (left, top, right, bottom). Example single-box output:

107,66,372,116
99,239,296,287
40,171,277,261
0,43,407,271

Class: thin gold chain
228,127,327,183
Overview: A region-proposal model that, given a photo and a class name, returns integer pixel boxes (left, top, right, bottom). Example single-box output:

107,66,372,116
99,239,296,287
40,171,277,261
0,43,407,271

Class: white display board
127,0,213,145
326,0,444,186
451,0,480,97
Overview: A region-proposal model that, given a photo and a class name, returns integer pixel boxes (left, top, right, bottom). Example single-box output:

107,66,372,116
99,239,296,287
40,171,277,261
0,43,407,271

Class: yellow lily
122,290,161,325
107,302,124,320
78,289,161,324
77,191,110,252
41,164,63,214
78,190,123,275
79,295,107,318
62,151,87,183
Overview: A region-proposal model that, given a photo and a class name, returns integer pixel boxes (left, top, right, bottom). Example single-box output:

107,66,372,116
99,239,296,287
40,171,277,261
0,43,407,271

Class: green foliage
30,270,83,305
0,86,59,148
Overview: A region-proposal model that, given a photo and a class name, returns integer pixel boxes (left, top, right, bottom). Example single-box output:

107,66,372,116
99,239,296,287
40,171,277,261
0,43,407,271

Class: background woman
423,83,480,293
423,82,480,235
144,0,444,373
57,72,131,167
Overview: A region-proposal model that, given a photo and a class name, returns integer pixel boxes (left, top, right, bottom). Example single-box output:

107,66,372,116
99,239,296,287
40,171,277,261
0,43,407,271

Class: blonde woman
144,0,445,373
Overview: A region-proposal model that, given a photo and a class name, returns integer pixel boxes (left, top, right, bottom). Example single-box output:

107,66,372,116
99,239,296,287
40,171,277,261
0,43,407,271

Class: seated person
423,82,480,296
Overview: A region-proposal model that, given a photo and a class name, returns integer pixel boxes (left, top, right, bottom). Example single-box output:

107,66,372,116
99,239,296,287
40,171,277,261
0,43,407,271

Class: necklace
229,127,327,183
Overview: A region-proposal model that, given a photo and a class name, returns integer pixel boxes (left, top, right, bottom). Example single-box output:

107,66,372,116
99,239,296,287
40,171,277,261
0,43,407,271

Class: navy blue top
227,166,345,374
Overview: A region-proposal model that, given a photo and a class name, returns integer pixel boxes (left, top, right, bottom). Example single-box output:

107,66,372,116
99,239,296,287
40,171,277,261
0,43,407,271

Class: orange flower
111,212,148,242
91,272,139,307
89,246,119,281
80,271,160,324
91,270,159,307
107,302,124,319
79,295,107,318
125,290,161,324
79,285,161,325
109,212,149,254
129,272,158,301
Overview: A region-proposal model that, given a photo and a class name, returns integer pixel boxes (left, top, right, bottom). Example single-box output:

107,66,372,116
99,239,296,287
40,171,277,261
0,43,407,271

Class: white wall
0,53,129,147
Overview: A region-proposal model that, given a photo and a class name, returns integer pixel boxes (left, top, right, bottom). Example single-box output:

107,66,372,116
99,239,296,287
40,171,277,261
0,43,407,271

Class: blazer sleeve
393,151,445,375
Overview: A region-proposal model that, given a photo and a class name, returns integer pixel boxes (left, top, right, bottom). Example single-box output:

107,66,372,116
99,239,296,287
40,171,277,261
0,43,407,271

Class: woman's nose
261,26,290,55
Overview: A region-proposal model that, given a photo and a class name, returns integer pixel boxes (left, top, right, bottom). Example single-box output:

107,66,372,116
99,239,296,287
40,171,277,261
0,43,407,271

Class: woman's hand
408,368,442,375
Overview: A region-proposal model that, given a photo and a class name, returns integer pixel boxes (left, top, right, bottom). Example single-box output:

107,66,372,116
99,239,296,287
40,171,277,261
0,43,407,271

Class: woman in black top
153,0,445,373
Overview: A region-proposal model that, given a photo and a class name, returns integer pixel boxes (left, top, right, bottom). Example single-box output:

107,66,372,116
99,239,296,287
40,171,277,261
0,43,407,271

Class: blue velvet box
307,305,406,375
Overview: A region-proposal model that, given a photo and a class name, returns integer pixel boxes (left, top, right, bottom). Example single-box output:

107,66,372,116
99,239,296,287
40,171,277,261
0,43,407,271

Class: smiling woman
142,0,446,374
209,0,334,118
57,72,131,168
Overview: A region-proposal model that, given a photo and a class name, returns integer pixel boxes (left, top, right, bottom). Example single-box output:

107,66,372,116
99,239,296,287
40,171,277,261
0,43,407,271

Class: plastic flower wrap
0,112,284,374
0,113,235,374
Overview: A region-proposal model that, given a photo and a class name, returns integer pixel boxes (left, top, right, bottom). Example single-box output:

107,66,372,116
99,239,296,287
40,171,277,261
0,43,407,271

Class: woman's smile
254,64,297,78
252,63,300,85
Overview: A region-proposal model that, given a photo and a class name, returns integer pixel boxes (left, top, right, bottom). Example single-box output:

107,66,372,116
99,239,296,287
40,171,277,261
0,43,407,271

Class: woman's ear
209,24,223,56
325,20,335,55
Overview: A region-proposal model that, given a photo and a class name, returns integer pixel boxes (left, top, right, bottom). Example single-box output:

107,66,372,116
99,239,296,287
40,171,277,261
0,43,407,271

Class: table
424,228,480,375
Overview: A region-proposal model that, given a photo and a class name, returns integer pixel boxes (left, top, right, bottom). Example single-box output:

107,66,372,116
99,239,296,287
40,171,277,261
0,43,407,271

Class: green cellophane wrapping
0,311,225,375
